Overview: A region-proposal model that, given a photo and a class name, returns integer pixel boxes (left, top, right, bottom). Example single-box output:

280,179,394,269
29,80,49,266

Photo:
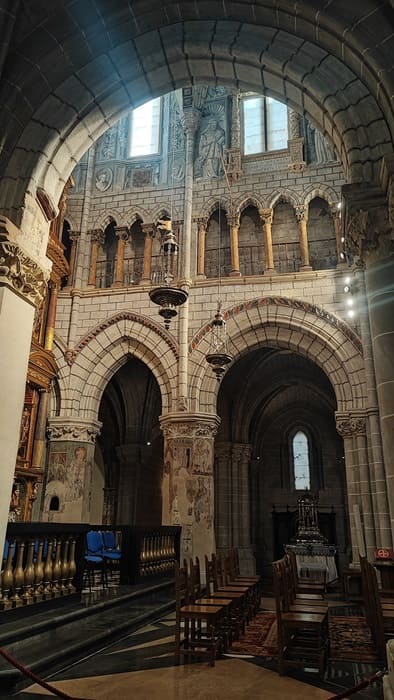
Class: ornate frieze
47,418,102,443
0,235,48,307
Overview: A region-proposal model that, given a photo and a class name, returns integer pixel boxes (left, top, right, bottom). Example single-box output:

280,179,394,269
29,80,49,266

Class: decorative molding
190,296,363,356
47,418,102,443
66,310,179,365
0,236,48,307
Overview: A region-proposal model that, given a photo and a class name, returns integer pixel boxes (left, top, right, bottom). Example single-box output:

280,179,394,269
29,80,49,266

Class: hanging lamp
148,216,188,330
205,201,233,381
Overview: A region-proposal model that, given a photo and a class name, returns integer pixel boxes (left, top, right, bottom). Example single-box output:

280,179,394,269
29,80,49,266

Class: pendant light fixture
205,201,233,381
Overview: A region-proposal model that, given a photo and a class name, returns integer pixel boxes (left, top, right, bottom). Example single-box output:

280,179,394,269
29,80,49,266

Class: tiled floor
10,601,384,700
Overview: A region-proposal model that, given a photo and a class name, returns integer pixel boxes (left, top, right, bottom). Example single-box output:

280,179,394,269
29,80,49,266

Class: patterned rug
227,612,278,657
227,607,379,663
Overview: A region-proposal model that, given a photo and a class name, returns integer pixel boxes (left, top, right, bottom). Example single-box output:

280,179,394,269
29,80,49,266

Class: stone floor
6,595,384,700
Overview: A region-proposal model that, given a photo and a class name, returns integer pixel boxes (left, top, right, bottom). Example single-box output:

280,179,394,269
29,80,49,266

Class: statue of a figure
309,124,335,163
195,120,225,178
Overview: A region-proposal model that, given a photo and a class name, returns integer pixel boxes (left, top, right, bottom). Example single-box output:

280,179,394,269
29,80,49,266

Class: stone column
0,224,47,553
160,413,220,572
354,265,392,548
295,205,312,270
228,212,241,277
343,180,394,540
215,443,232,552
112,226,129,287
196,218,207,278
330,205,343,265
336,412,376,562
140,224,154,284
45,417,101,522
232,443,255,574
259,208,275,273
64,231,80,289
44,280,59,350
87,229,103,287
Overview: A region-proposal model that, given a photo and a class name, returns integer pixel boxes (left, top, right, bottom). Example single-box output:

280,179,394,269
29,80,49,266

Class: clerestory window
128,97,161,158
292,430,311,491
242,95,288,155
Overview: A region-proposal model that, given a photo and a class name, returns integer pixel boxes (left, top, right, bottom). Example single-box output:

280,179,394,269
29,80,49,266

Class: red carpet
228,612,277,657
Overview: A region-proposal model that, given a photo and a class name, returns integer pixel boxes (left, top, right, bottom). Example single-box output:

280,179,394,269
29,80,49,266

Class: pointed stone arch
198,195,231,222
151,203,182,222
55,311,179,422
303,184,340,208
188,296,365,416
268,189,301,210
236,194,265,215
92,210,125,230
125,207,151,226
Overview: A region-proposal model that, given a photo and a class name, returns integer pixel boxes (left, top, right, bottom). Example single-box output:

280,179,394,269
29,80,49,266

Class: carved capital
295,205,307,223
259,208,273,225
89,229,104,245
47,418,102,443
342,183,393,261
114,226,129,242
227,212,240,229
0,236,49,307
336,412,367,437
69,230,81,243
160,412,220,440
142,223,155,238
232,443,252,463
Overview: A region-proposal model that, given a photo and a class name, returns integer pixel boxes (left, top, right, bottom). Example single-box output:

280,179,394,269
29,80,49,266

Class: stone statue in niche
195,119,225,178
308,123,335,163
95,167,113,191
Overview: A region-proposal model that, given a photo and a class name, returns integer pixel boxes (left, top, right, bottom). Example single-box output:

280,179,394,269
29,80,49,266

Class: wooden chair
286,549,326,597
175,562,225,666
360,555,394,660
188,557,235,648
280,556,328,615
226,549,262,615
205,554,248,636
272,558,328,678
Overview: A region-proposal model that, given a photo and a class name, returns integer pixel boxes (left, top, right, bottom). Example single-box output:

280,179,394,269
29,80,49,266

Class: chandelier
205,201,233,381
148,216,188,329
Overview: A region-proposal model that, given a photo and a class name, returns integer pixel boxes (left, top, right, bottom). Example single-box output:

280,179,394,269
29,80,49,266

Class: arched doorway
96,357,163,526
215,347,347,578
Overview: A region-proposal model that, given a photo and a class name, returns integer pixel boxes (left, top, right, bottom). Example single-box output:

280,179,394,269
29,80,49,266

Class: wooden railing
1,523,181,611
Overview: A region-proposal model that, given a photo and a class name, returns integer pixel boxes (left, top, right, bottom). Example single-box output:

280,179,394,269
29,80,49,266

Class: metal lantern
205,303,233,381
148,217,188,329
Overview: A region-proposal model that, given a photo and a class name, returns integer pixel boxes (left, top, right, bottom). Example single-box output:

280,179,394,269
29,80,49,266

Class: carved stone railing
1,523,181,611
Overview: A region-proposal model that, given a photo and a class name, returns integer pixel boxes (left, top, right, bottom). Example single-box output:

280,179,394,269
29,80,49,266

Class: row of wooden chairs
175,549,262,666
360,554,394,660
272,553,328,678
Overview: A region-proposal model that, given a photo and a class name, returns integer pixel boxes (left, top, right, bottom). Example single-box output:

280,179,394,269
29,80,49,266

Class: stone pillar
232,444,255,574
330,205,343,265
228,212,241,277
64,231,80,289
0,220,48,554
44,280,59,350
259,208,275,273
215,443,232,551
336,412,375,562
87,229,103,287
160,413,220,572
196,218,207,278
112,226,129,287
343,180,394,540
116,444,141,524
141,224,154,284
295,205,312,270
354,266,392,548
45,417,101,522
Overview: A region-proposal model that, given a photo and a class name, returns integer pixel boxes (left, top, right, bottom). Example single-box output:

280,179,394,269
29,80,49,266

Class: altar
285,492,338,586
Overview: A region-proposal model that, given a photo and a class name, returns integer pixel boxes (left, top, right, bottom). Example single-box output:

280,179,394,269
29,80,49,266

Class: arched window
128,97,161,157
49,496,60,511
242,95,288,154
292,430,310,491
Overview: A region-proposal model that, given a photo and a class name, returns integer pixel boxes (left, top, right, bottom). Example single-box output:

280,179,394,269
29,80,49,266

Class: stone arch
55,312,179,422
188,296,365,416
125,207,151,226
268,189,301,210
151,204,182,223
237,194,265,215
303,184,340,208
1,5,393,224
92,210,123,230
198,196,231,222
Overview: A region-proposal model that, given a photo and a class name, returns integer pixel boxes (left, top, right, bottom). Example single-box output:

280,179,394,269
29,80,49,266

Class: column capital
89,228,104,244
227,211,240,229
160,412,220,440
295,204,308,222
342,182,394,261
195,217,208,230
69,230,80,243
335,411,367,437
330,204,341,221
47,417,102,443
114,226,129,241
0,234,49,308
232,443,253,462
259,208,273,225
141,223,155,237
